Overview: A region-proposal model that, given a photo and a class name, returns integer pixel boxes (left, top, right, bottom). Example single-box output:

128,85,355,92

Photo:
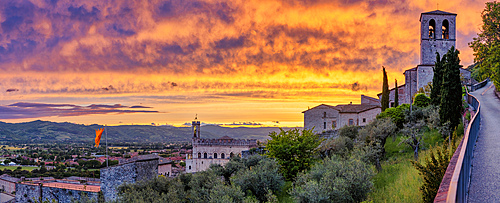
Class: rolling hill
0,120,302,144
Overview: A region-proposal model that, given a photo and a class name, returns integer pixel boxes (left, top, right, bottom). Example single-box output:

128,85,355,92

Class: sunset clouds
0,0,489,126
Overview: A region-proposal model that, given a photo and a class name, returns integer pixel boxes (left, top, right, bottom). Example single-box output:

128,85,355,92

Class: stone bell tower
404,10,457,104
420,10,457,65
192,115,200,139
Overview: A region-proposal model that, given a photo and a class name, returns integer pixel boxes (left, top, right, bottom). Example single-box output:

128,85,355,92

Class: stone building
15,178,100,203
377,10,473,105
0,174,19,194
185,119,257,173
100,155,159,202
303,103,381,134
376,84,406,108
158,157,172,177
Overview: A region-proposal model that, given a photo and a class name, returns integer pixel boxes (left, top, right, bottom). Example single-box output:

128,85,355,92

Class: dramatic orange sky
0,0,489,127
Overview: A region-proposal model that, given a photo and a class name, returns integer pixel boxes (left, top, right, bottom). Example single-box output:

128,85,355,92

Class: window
332,121,337,129
221,153,225,159
429,19,436,39
349,119,354,126
198,153,201,159
363,118,366,123
442,19,449,39
204,153,207,159
324,122,326,129
230,152,234,158
214,153,218,159
189,166,191,170
390,102,394,107
323,112,327,117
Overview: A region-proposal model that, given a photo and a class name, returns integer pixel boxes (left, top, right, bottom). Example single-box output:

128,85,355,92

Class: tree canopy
469,2,500,89
381,67,390,111
439,47,462,133
431,52,444,106
266,128,322,181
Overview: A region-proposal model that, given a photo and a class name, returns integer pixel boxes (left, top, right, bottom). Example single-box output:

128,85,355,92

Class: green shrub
291,155,374,203
414,93,431,108
231,158,285,202
338,125,359,140
412,144,450,203
376,104,409,129
318,136,354,158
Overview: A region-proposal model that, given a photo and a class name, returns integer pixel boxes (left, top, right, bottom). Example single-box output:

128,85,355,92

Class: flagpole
105,125,108,167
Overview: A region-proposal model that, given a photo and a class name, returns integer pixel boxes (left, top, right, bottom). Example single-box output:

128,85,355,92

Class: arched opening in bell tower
442,19,449,39
429,19,436,39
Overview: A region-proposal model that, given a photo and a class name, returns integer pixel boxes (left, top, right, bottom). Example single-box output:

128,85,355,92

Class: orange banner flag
95,128,104,147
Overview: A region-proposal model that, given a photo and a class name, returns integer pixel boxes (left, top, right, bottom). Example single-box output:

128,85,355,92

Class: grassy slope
368,129,443,203
0,165,39,171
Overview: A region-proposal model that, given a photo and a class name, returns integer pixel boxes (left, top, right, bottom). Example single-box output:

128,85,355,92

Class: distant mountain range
0,120,302,144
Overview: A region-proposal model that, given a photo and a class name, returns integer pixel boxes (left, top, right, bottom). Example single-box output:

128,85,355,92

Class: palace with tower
185,118,257,173
304,10,471,133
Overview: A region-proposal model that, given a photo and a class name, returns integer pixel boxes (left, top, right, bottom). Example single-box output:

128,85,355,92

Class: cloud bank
0,0,489,124
0,102,158,119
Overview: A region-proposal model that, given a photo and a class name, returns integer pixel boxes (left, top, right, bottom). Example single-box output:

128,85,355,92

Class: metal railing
445,88,481,202
470,78,489,92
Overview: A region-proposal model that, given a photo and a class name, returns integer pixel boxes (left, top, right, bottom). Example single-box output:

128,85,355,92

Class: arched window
230,152,234,158
221,153,225,159
323,112,326,117
429,19,436,39
214,153,218,159
198,153,201,159
204,153,207,159
442,19,449,39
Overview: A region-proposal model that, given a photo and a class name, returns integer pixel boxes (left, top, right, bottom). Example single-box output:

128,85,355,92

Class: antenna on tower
437,3,439,10
195,114,198,120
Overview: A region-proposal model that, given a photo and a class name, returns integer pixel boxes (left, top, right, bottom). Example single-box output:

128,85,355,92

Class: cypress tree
431,52,444,106
394,79,399,107
439,47,462,134
381,67,389,111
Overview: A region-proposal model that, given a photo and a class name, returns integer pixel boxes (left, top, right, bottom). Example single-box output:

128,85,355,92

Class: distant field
0,145,25,150
0,165,39,171
109,147,128,149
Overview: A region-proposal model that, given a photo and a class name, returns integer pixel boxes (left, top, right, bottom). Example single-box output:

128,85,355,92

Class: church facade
303,10,466,133
185,120,257,173
382,10,472,105
403,10,458,104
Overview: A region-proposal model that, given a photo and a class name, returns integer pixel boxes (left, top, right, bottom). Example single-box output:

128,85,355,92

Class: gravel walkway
468,82,500,203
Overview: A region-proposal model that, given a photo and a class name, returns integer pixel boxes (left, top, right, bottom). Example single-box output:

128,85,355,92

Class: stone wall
361,95,380,105
358,108,381,125
158,163,172,177
100,162,136,202
15,183,98,203
136,159,159,182
404,69,418,104
303,105,340,134
338,112,358,128
336,108,380,128
0,179,16,194
100,157,158,202
417,65,434,92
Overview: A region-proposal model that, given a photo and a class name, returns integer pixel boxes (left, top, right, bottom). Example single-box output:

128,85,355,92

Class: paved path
468,82,500,202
